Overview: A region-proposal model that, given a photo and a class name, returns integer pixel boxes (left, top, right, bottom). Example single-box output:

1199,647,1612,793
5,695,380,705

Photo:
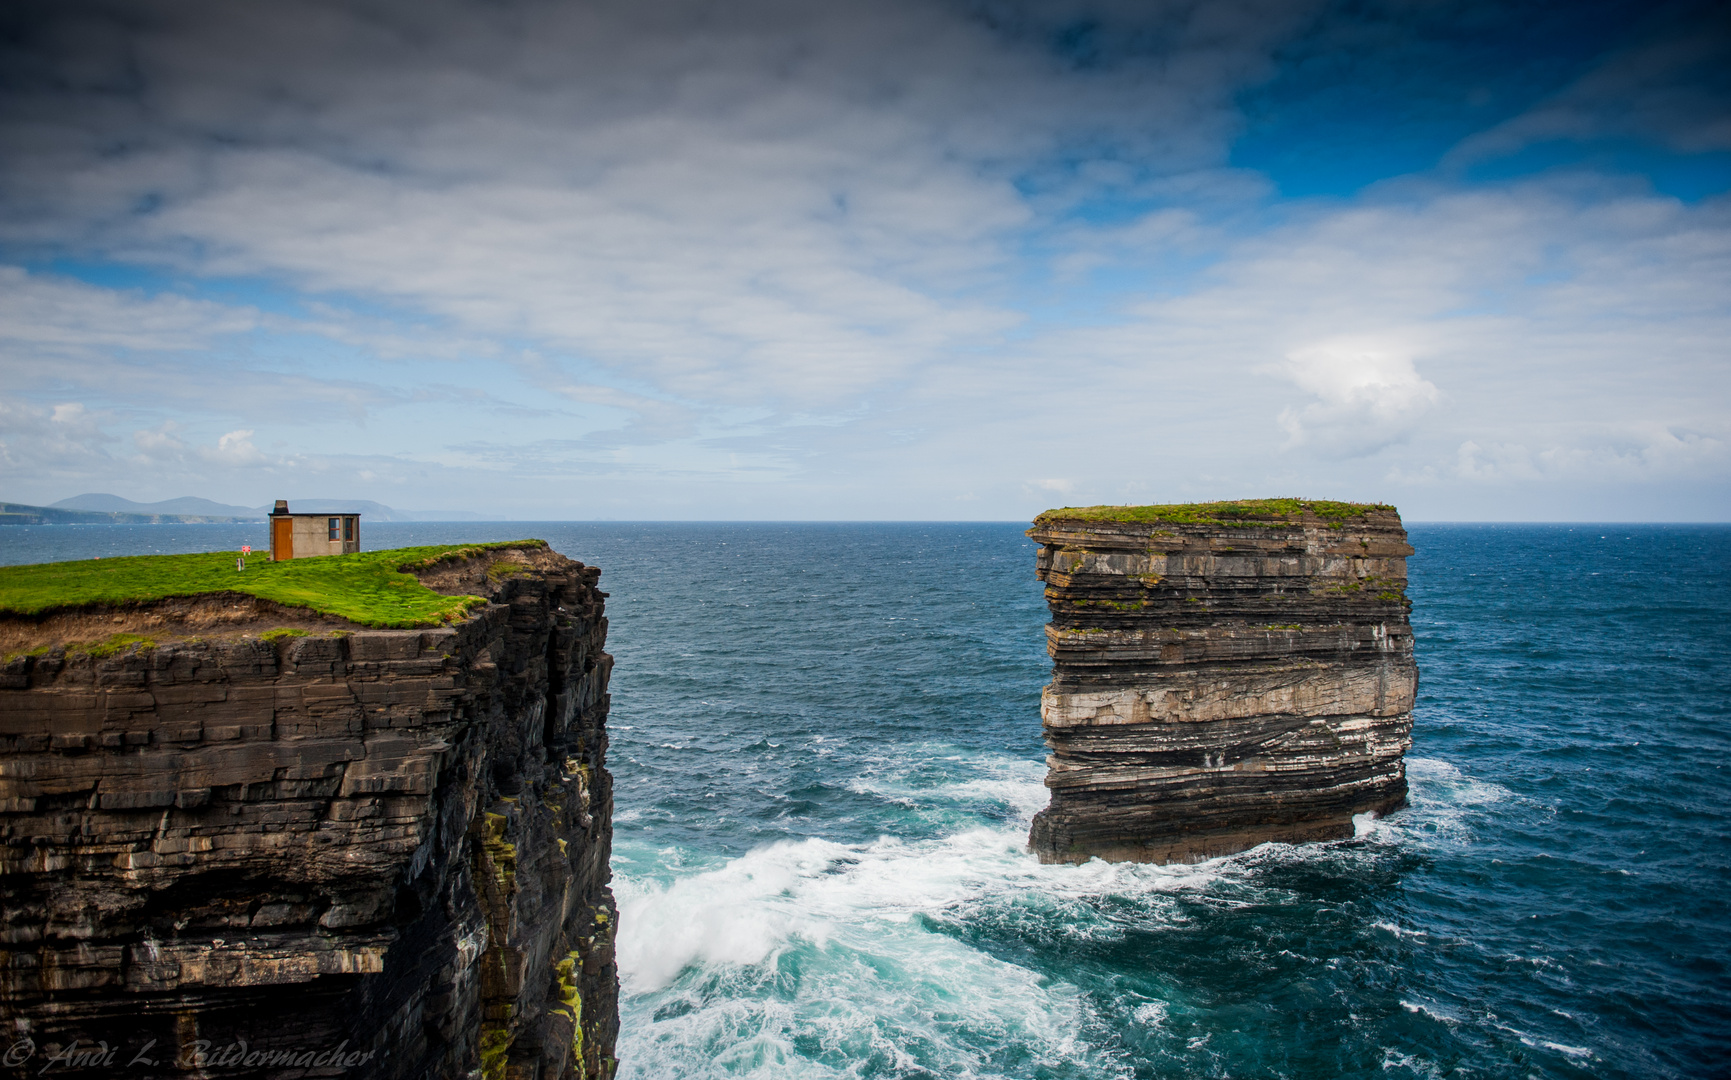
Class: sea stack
0,544,619,1079
1026,500,1416,865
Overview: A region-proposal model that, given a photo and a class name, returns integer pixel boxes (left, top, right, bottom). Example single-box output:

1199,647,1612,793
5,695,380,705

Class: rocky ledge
0,545,618,1079
1026,501,1416,865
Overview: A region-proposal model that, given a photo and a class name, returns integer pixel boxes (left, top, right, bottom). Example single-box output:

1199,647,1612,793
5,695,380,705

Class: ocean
3,521,1727,1078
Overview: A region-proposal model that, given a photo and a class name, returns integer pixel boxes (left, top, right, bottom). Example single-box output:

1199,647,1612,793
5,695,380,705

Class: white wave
1366,757,1514,846
616,838,1123,1078
843,748,1050,823
612,798,1242,1080
616,841,830,993
1380,1048,1446,1078
1131,1001,1169,1027
612,749,1521,1077
1406,758,1510,805
1400,999,1460,1026
616,827,1029,995
944,772,1053,823
1536,1040,1595,1061
618,750,1295,997
1372,921,1428,941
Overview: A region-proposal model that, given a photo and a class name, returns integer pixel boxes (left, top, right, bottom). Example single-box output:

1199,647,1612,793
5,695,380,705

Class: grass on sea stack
1033,498,1396,527
0,541,545,628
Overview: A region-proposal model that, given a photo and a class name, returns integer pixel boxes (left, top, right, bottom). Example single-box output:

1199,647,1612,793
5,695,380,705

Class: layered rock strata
0,545,618,1079
1026,502,1415,865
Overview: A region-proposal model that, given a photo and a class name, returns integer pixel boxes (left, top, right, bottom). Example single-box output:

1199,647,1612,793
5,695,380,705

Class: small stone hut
268,499,360,560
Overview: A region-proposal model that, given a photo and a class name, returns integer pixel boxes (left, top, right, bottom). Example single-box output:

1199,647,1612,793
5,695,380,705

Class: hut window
343,517,355,541
328,517,340,540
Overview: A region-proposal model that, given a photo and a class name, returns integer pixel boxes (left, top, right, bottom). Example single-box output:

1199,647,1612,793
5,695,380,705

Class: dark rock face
1026,507,1416,865
0,549,618,1079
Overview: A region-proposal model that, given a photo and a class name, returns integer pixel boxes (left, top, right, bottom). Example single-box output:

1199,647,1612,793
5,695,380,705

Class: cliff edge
1026,500,1416,865
0,544,618,1078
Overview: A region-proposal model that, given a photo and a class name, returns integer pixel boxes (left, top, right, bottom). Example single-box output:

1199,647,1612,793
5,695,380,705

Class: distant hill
0,501,250,525
22,494,485,524
52,494,261,517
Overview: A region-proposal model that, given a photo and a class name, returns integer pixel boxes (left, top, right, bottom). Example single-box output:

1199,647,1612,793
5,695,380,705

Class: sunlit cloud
1277,340,1440,456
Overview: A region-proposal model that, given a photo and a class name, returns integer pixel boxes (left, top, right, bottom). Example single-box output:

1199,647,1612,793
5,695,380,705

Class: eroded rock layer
0,547,618,1079
1026,503,1416,865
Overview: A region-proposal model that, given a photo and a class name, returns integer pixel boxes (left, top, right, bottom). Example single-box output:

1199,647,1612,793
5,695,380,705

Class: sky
0,0,1727,521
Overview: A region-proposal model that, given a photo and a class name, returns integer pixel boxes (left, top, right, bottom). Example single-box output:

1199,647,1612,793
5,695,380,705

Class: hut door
272,517,293,560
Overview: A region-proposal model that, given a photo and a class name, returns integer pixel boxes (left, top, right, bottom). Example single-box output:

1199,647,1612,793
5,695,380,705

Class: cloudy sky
1,0,1726,520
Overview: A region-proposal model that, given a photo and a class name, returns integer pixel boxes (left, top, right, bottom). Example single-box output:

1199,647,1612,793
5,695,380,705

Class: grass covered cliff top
0,540,545,629
1033,498,1397,527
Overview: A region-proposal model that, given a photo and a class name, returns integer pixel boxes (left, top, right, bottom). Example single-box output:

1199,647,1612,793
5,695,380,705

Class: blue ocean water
3,522,1727,1078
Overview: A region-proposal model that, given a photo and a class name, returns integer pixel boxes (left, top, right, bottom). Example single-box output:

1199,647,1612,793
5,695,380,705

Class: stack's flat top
1033,498,1397,528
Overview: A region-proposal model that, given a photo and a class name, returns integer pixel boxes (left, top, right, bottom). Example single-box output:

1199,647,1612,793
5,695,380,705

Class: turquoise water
4,522,1727,1077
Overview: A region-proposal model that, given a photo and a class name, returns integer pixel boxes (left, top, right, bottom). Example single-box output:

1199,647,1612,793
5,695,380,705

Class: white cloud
0,266,256,355
0,265,503,430
1276,340,1440,456
1450,425,1729,484
0,2,1724,519
133,421,188,460
0,0,1311,414
0,397,115,482
134,423,280,470
203,428,267,466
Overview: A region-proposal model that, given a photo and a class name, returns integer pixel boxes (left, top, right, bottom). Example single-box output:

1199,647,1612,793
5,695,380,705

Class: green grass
0,541,545,629
1033,498,1396,527
80,633,156,657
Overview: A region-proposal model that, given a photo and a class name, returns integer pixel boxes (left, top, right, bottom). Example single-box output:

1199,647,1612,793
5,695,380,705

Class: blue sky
0,0,1726,520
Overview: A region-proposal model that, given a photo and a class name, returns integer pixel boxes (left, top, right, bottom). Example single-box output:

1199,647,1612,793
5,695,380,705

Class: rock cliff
0,545,618,1078
1026,501,1415,865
